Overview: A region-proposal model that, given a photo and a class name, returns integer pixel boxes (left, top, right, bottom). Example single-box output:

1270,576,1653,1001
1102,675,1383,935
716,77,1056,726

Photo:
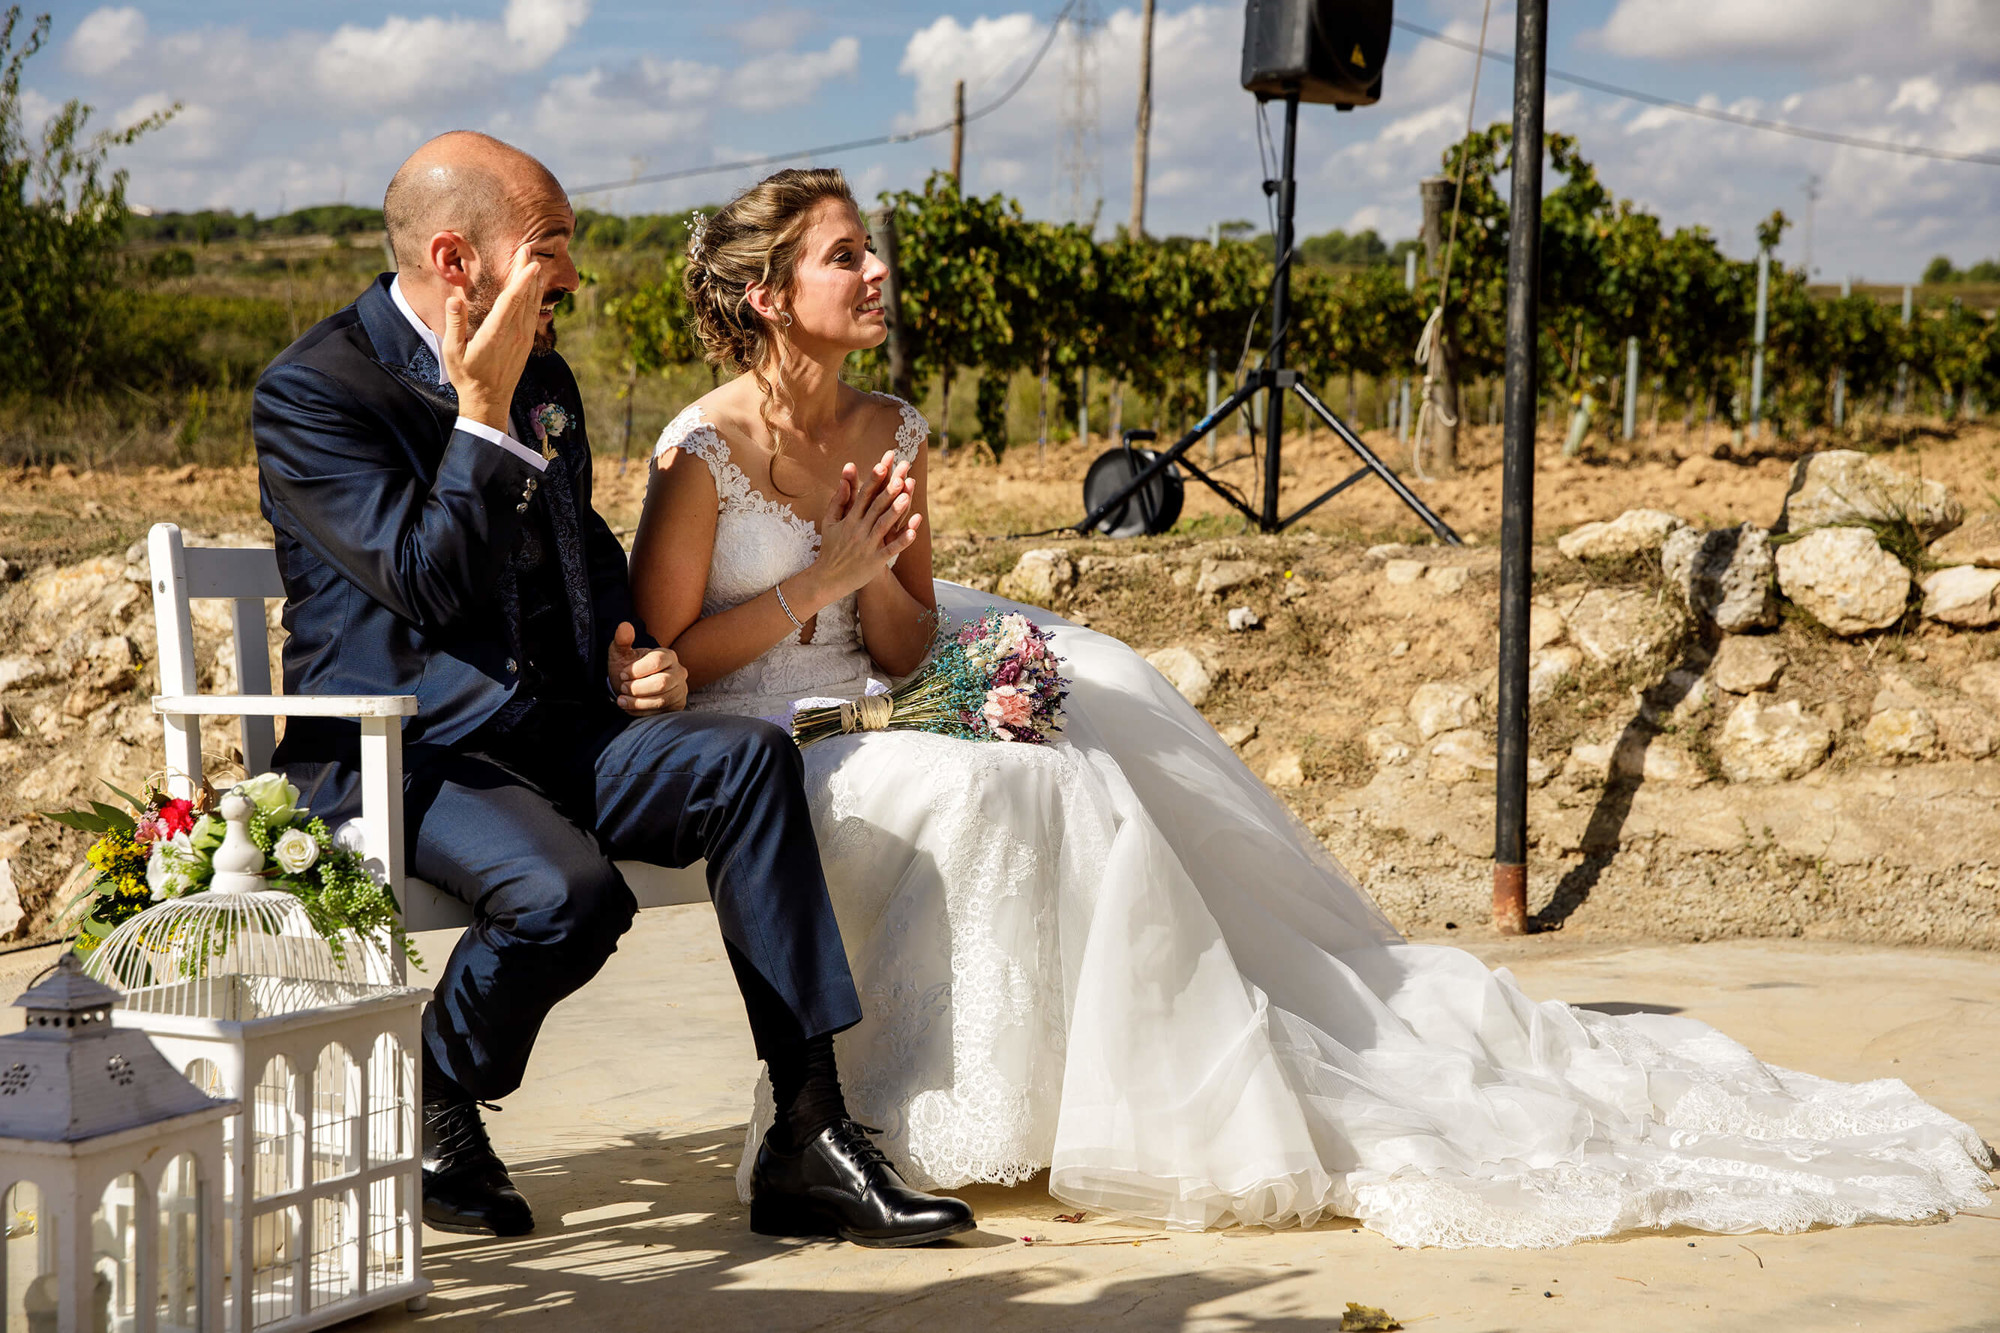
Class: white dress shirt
390,276,547,473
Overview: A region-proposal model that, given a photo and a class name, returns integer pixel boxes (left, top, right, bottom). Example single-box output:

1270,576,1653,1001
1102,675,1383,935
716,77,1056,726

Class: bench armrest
153,693,419,718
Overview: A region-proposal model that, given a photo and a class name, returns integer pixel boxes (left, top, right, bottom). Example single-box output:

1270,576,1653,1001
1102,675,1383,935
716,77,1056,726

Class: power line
571,0,1079,197
1395,19,2000,168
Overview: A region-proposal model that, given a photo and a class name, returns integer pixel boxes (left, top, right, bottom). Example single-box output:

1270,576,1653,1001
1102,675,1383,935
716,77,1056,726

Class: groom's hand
610,621,688,715
443,241,544,433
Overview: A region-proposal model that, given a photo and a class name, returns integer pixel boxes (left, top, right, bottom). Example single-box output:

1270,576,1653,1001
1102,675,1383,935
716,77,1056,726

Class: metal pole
1261,92,1300,531
1622,336,1639,442
1206,347,1219,464
1129,0,1155,240
1078,365,1089,443
1493,0,1547,937
1749,246,1769,439
1399,248,1417,447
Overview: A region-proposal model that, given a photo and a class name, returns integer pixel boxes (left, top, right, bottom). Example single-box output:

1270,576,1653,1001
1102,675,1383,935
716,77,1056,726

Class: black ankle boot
750,1119,975,1248
422,1092,535,1237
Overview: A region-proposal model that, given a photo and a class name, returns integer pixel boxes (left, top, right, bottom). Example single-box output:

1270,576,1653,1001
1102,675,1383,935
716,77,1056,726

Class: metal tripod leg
1286,379,1463,543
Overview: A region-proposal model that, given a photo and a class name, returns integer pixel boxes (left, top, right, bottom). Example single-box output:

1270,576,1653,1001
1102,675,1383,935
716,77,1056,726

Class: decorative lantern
0,953,234,1333
83,797,433,1331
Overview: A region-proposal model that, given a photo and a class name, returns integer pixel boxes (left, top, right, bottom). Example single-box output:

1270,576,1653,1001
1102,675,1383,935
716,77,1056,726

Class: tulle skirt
697,583,1993,1246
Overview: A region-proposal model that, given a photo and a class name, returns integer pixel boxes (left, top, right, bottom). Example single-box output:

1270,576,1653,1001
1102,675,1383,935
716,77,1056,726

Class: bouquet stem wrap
841,694,896,733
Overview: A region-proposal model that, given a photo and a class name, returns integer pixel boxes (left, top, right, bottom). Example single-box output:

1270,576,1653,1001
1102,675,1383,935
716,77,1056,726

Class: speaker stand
1073,91,1460,544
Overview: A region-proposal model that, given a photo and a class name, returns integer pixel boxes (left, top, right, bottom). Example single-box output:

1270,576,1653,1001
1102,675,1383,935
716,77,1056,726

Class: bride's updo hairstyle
682,166,858,380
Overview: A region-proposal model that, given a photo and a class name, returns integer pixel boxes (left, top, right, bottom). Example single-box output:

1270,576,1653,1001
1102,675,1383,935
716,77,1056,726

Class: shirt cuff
455,415,548,473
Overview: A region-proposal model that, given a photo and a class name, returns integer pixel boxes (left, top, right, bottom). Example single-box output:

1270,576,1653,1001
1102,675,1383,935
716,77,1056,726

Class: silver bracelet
773,580,805,630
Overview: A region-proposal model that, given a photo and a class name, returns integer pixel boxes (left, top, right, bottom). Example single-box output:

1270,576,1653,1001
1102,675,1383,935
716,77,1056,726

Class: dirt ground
3,417,1996,949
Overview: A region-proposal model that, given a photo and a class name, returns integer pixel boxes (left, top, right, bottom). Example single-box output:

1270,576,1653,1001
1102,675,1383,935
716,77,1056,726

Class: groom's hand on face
610,621,689,715
444,241,545,433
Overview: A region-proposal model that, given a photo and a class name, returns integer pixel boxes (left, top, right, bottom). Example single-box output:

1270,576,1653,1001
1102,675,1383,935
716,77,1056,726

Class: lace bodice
654,395,928,713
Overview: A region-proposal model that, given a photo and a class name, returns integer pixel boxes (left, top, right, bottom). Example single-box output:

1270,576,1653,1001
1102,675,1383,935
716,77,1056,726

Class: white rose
235,772,301,828
146,831,197,901
272,828,320,875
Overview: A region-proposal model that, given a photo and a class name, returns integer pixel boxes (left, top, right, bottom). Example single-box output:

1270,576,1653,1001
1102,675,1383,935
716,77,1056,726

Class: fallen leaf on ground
1340,1302,1402,1331
1054,1211,1088,1224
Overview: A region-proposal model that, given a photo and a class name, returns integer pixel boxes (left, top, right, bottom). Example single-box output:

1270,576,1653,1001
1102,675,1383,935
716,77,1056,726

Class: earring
778,311,794,329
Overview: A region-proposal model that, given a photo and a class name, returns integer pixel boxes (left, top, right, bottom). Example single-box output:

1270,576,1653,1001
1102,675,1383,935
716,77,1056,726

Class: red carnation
156,798,196,837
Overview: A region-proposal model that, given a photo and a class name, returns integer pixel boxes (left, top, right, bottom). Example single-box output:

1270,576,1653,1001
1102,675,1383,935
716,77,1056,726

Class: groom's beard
466,267,561,356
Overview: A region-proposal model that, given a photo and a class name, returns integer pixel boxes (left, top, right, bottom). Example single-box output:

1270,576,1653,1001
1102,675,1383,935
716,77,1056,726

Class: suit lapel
513,365,596,667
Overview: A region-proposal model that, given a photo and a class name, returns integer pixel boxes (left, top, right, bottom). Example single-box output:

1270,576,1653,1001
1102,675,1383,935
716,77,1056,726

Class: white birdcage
83,796,432,1332
0,953,234,1333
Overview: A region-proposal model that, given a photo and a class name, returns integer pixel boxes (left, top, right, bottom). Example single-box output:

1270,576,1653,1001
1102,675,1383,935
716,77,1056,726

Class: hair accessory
687,210,709,264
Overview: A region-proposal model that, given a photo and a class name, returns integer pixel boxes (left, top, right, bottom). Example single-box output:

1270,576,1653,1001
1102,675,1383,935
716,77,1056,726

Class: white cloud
1593,0,2000,70
733,36,860,112
63,6,146,76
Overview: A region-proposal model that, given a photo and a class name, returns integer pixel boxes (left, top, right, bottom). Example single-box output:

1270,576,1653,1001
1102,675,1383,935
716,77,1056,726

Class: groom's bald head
383,131,565,271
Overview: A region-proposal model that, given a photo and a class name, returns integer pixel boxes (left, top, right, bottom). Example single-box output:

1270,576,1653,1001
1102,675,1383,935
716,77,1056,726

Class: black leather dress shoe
751,1119,976,1247
422,1095,535,1237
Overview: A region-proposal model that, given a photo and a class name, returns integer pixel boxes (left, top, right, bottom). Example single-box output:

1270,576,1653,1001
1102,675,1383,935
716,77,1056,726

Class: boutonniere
531,402,571,461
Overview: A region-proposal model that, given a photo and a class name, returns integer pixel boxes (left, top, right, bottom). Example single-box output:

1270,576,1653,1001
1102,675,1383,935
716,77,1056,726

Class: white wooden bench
146,523,709,960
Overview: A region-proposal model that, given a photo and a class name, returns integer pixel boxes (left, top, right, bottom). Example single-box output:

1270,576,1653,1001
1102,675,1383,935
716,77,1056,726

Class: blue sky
28,0,2000,282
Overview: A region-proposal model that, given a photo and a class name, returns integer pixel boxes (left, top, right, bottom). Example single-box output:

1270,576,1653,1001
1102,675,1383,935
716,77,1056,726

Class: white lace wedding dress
653,396,1993,1248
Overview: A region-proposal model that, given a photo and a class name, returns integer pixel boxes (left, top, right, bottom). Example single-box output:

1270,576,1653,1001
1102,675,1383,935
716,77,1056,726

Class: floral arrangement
791,609,1069,749
45,774,411,961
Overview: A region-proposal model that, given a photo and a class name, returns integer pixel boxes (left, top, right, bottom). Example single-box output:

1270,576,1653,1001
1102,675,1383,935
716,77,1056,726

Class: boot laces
829,1118,892,1172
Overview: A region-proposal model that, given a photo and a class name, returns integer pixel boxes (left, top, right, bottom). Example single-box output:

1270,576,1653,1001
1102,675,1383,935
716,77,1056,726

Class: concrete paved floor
8,913,1996,1331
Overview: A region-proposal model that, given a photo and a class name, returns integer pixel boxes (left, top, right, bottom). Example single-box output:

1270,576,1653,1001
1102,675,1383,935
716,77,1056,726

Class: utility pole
1749,245,1769,439
1206,347,1219,464
1418,176,1460,474
1801,174,1820,278
950,79,966,184
1129,0,1155,240
1493,0,1548,938
1078,365,1089,444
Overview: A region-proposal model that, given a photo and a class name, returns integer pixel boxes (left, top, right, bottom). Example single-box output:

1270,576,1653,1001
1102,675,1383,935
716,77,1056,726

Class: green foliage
0,6,177,400
1923,254,2000,285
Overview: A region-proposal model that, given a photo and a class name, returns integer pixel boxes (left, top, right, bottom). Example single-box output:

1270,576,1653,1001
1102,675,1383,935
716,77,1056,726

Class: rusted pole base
1493,863,1528,936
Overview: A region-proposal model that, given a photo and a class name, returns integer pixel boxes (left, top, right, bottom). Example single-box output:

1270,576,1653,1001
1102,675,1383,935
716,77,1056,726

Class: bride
629,168,1993,1247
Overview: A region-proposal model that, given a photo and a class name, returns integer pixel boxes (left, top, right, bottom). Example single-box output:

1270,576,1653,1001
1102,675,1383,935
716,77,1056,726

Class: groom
252,131,972,1247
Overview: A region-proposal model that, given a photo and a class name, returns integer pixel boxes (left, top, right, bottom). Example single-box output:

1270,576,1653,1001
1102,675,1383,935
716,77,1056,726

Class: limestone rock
1920,565,2000,627
1774,527,1911,634
1527,646,1582,704
1960,662,2000,712
1565,588,1689,667
1143,646,1212,708
1933,706,2000,759
1382,559,1427,586
1780,450,1963,542
0,556,21,582
1863,707,1938,760
0,656,56,692
0,860,19,941
1217,721,1258,749
1362,725,1415,765
1426,729,1495,784
1408,681,1482,740
1225,606,1262,632
1264,752,1306,788
1928,511,2000,568
1661,525,1779,632
1717,697,1833,782
998,549,1075,605
1557,508,1687,561
1425,565,1470,595
1566,737,1706,786
1196,558,1270,599
1711,636,1786,694
1528,604,1566,650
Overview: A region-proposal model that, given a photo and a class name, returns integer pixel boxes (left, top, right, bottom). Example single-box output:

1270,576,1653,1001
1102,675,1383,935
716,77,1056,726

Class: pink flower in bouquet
982,685,1034,738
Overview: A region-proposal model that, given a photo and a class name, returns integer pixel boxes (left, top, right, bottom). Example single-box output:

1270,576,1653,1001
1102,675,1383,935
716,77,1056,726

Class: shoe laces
827,1118,892,1172
426,1097,502,1163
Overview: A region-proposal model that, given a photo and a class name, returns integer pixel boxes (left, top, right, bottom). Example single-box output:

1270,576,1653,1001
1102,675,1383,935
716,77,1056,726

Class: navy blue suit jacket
254,274,641,825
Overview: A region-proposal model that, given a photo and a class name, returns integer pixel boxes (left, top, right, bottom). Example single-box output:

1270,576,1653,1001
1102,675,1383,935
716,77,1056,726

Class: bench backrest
148,523,285,787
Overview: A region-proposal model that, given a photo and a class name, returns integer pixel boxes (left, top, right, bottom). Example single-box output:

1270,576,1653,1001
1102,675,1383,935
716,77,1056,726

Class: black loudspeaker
1241,0,1391,106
